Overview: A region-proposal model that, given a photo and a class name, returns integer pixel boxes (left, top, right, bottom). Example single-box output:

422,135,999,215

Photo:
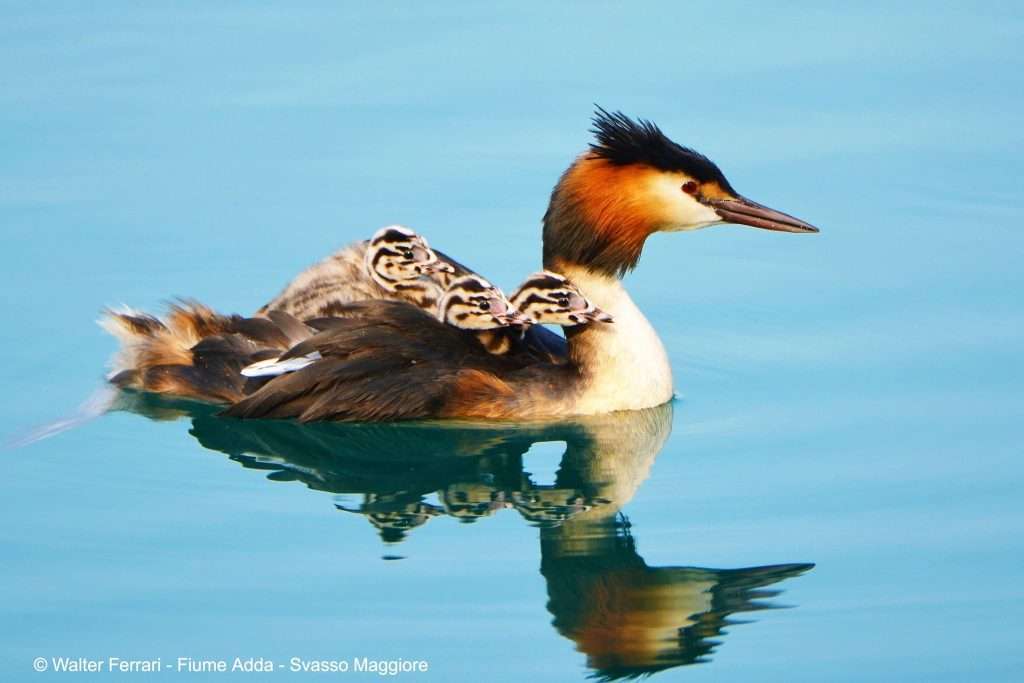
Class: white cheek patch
648,174,722,231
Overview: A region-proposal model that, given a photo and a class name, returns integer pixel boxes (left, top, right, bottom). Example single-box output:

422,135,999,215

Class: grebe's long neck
538,154,681,414
561,265,673,414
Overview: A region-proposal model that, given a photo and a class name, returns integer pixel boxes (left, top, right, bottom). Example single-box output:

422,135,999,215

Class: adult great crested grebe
101,109,817,421
535,108,817,416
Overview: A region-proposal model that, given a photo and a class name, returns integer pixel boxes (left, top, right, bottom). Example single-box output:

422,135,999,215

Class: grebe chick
475,271,613,355
510,272,613,327
258,225,454,320
437,274,531,330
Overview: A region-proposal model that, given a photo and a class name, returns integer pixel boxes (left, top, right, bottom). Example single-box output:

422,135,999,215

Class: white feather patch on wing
241,352,322,378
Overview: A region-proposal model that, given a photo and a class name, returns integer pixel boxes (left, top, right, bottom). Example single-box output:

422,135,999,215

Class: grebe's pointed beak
706,196,819,234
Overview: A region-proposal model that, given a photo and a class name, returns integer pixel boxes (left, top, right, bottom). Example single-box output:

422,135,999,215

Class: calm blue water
3,3,1023,681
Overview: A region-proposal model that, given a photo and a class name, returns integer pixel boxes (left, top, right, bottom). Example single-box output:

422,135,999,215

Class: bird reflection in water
113,391,813,679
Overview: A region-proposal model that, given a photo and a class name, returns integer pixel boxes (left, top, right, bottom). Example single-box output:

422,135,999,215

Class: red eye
681,181,698,195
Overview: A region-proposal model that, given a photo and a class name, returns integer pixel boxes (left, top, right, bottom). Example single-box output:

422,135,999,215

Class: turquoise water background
3,3,1022,681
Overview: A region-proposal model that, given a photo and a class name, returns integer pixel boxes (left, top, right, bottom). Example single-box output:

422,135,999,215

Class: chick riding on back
475,271,613,355
258,225,454,320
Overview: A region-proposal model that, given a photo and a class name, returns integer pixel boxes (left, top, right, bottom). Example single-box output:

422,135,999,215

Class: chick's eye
478,301,490,311
681,181,698,195
402,250,414,259
556,298,569,308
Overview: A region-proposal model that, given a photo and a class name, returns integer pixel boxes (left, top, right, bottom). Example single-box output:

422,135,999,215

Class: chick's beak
705,195,819,234
485,295,531,327
501,309,534,327
569,293,614,324
422,260,456,274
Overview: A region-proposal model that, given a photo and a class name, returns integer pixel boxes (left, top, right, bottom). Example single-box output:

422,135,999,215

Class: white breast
562,267,674,414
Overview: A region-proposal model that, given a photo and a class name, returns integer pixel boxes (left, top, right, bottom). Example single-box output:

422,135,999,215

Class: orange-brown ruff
101,109,818,421
546,159,669,276
544,156,739,277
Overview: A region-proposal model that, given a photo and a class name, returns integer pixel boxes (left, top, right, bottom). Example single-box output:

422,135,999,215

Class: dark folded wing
223,300,524,422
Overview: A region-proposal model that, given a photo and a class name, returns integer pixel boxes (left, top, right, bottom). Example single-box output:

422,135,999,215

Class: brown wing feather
105,299,564,421
222,300,537,422
265,310,314,345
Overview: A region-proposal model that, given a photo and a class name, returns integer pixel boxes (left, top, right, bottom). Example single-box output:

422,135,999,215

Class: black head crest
589,106,735,192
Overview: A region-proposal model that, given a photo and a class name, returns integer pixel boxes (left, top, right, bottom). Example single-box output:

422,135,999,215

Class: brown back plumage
102,298,572,422
223,300,532,422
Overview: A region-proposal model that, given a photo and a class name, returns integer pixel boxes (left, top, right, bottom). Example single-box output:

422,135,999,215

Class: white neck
561,265,674,414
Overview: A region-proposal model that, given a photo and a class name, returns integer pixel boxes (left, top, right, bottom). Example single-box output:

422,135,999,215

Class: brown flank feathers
102,299,564,422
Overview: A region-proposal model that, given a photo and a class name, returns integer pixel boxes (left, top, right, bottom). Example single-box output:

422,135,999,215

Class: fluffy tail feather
99,300,303,403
